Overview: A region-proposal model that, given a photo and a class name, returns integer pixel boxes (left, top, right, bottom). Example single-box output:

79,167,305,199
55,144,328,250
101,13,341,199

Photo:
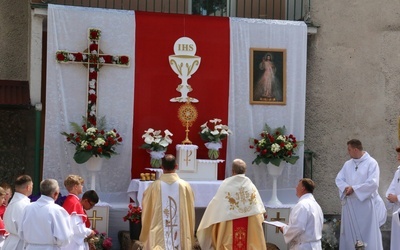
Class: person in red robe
62,175,96,250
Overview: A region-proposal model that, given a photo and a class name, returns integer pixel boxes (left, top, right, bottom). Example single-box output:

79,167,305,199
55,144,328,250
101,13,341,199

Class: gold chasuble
197,174,266,250
139,173,195,250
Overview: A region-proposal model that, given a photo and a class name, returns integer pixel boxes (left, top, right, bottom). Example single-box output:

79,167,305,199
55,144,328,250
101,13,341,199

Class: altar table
127,179,222,207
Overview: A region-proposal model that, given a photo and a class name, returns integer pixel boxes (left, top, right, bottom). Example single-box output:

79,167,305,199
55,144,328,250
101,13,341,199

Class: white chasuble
161,181,180,250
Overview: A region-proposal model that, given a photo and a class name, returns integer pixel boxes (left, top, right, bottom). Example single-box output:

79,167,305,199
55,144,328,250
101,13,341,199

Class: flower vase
148,150,166,168
86,156,103,191
205,142,222,160
129,221,142,240
266,162,285,206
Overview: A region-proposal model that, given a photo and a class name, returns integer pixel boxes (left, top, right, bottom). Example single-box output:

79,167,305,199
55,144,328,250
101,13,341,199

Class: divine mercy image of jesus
250,49,286,105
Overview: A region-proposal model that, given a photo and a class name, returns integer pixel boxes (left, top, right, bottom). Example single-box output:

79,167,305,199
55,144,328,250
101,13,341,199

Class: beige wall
306,0,400,214
0,0,30,80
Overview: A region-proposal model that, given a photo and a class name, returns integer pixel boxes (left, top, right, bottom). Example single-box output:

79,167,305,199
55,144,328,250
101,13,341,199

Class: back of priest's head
40,179,59,197
232,159,246,175
162,154,176,171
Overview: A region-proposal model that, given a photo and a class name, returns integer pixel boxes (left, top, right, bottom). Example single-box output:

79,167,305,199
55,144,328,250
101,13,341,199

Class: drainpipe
34,103,42,194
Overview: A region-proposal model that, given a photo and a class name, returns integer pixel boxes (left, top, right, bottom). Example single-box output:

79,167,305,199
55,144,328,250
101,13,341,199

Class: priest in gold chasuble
139,154,195,250
197,159,266,250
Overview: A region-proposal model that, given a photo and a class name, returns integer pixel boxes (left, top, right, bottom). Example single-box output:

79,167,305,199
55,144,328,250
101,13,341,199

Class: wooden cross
88,210,103,230
270,212,285,233
55,28,129,127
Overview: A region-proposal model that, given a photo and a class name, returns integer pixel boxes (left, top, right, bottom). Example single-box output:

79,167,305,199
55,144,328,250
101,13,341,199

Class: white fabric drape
44,5,135,192
44,6,307,195
227,18,307,191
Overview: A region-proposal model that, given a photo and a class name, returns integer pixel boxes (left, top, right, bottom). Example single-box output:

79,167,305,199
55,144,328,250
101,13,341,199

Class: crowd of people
1,138,400,249
0,174,99,250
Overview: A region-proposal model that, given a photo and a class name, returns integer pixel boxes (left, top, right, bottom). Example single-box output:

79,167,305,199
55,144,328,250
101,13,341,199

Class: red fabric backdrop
132,12,230,179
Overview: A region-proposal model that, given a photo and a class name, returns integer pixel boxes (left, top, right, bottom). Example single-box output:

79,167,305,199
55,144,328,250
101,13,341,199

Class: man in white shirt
385,146,400,250
335,139,386,250
19,179,73,250
280,178,324,250
3,175,33,250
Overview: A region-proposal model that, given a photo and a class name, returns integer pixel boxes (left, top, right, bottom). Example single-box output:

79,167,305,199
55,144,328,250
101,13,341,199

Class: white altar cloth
127,179,222,207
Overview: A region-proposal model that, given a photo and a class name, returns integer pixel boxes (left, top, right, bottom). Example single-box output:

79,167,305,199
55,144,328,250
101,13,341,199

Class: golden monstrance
178,102,198,144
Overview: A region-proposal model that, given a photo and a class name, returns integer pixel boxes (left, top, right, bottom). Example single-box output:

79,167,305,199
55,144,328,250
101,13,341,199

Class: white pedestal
176,144,198,172
264,206,293,250
175,144,223,180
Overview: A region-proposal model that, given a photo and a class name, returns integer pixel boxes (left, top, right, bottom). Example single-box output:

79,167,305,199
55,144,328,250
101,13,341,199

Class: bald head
232,159,246,175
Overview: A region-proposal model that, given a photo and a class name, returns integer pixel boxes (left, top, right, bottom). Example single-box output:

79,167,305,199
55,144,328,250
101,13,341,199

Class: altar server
61,175,95,250
335,139,386,250
280,178,324,249
139,154,195,249
19,179,73,249
386,146,400,250
197,159,266,250
3,175,33,250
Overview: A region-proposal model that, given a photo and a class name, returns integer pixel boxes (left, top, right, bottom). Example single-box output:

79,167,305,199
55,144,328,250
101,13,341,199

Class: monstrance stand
178,102,198,144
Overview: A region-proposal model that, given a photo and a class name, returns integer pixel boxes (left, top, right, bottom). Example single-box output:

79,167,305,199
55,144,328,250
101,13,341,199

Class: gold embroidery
233,226,247,249
225,187,258,213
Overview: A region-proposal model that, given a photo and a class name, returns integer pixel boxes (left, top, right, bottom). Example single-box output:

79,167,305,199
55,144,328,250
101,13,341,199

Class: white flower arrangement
141,128,173,168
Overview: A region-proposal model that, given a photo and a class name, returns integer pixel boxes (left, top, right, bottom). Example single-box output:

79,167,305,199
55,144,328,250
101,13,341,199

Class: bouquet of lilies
141,128,173,167
199,118,232,159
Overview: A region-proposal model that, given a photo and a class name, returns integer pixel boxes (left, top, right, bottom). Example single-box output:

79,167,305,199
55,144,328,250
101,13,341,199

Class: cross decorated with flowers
55,28,129,127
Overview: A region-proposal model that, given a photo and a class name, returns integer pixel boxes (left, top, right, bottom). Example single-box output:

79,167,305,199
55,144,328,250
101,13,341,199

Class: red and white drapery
44,5,307,193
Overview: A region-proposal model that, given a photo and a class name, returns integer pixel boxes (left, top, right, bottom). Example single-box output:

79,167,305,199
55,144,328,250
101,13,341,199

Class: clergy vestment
385,166,400,250
139,173,195,250
19,195,73,250
197,174,266,250
0,217,6,249
61,194,92,250
282,193,323,250
3,192,30,250
335,152,386,250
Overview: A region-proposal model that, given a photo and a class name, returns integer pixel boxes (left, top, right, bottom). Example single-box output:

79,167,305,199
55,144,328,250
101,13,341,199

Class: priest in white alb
335,139,386,250
280,178,324,249
385,146,400,250
197,159,266,249
19,179,73,250
3,175,33,250
139,154,195,249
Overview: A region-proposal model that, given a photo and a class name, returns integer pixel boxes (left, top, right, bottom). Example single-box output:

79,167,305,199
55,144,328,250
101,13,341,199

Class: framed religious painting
250,48,286,105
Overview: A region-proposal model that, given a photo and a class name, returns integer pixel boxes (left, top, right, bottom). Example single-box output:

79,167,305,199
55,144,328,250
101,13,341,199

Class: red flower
102,55,113,63
97,148,103,153
89,43,98,52
87,145,92,150
75,53,83,61
120,56,129,65
56,53,65,61
117,137,123,142
249,145,254,149
261,149,267,155
88,94,97,103
89,70,97,80
90,30,99,40
88,116,97,126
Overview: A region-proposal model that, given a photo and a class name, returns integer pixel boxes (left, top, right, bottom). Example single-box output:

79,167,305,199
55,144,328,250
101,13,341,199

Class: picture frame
250,48,286,105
